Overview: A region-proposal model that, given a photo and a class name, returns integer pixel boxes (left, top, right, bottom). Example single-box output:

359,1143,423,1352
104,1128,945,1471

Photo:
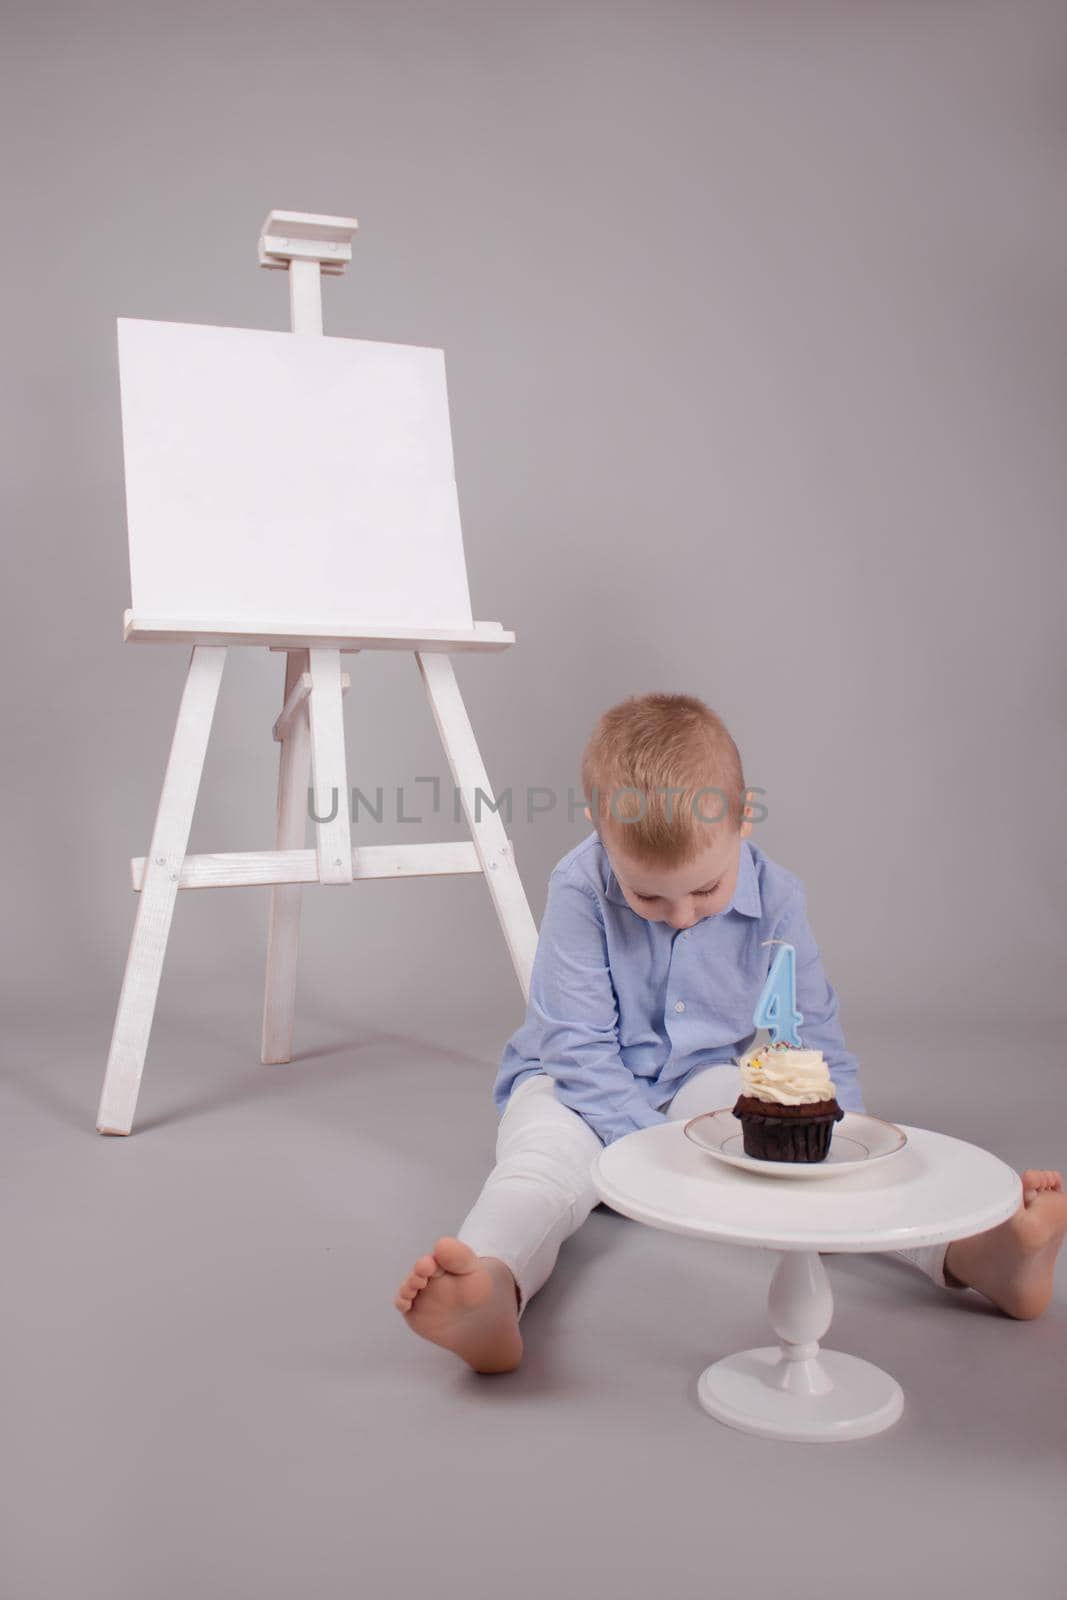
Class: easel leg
261,649,311,1064
97,646,227,1134
415,652,538,999
307,648,353,885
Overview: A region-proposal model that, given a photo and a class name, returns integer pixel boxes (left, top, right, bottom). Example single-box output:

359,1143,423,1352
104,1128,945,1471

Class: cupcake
732,1041,845,1162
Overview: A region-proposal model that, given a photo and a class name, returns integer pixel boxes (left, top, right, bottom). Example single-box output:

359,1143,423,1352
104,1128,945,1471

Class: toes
395,1241,468,1316
433,1236,480,1274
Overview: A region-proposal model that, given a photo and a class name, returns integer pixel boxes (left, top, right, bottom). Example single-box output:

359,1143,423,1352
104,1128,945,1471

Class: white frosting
739,1042,837,1106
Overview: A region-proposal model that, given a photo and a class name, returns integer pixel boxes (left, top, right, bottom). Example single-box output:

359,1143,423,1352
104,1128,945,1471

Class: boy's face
584,807,752,930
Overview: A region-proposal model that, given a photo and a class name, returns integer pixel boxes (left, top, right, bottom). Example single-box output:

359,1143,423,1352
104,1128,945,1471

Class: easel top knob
258,209,359,276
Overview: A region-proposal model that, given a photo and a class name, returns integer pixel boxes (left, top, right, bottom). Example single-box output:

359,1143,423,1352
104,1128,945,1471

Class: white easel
97,209,538,1136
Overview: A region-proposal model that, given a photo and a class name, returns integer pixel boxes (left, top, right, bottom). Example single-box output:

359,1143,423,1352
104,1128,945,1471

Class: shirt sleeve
527,872,669,1146
769,885,865,1113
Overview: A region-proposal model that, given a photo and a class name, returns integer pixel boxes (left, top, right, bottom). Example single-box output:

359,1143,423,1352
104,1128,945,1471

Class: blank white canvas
116,317,475,629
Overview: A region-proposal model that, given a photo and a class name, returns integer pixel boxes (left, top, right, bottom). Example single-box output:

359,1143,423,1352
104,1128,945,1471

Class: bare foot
393,1236,523,1373
945,1169,1067,1319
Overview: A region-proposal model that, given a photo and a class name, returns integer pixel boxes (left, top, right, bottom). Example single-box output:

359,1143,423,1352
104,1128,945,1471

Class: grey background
2,3,1064,1597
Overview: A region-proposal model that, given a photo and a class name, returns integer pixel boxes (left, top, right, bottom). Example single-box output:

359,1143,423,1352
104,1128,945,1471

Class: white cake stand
592,1121,1020,1443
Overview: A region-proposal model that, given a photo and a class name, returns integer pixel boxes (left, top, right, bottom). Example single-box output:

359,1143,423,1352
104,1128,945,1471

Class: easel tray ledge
123,611,516,652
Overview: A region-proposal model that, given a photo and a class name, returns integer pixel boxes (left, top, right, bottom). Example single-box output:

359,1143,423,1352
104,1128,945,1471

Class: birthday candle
754,939,804,1046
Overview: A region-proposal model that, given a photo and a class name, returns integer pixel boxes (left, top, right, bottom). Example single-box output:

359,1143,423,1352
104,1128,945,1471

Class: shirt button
682,931,691,940
674,1000,686,1013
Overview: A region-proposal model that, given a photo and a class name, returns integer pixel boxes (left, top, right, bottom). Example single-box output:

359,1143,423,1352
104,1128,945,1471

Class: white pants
457,1064,966,1318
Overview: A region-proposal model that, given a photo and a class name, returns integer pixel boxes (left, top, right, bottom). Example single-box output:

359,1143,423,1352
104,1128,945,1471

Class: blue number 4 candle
754,939,804,1046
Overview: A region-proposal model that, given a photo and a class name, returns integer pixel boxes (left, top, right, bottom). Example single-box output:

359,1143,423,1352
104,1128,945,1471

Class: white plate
683,1110,908,1180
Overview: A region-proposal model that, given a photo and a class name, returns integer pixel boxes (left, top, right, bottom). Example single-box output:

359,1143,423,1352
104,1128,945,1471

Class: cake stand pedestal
592,1121,1020,1444
697,1248,901,1441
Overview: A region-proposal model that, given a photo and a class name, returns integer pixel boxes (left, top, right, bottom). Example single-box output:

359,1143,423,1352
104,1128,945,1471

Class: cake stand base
695,1249,904,1442
697,1348,904,1442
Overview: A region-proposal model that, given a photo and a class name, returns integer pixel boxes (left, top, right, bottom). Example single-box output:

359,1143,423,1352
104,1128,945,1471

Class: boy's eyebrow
624,873,723,896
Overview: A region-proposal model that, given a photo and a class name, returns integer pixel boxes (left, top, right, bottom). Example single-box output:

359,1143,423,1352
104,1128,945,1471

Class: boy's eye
635,882,721,903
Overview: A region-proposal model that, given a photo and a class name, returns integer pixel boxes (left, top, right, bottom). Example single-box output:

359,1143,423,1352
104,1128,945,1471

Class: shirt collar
728,838,762,918
603,837,762,918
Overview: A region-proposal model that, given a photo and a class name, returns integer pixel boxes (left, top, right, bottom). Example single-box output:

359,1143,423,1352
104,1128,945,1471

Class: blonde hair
581,692,746,868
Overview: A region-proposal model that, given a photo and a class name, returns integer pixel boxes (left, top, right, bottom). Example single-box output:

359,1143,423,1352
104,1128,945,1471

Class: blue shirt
493,832,864,1146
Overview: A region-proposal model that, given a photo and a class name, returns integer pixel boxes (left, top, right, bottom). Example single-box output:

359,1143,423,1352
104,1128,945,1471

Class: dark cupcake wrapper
732,1095,845,1163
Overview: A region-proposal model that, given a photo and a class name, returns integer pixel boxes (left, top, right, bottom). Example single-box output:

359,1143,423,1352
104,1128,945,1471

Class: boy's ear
583,806,592,822
740,805,753,840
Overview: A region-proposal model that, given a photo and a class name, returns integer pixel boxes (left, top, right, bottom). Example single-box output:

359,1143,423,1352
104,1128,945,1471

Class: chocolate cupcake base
732,1093,845,1163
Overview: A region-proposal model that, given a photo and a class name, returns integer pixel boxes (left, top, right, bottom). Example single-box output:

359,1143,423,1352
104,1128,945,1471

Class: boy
395,694,1066,1373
